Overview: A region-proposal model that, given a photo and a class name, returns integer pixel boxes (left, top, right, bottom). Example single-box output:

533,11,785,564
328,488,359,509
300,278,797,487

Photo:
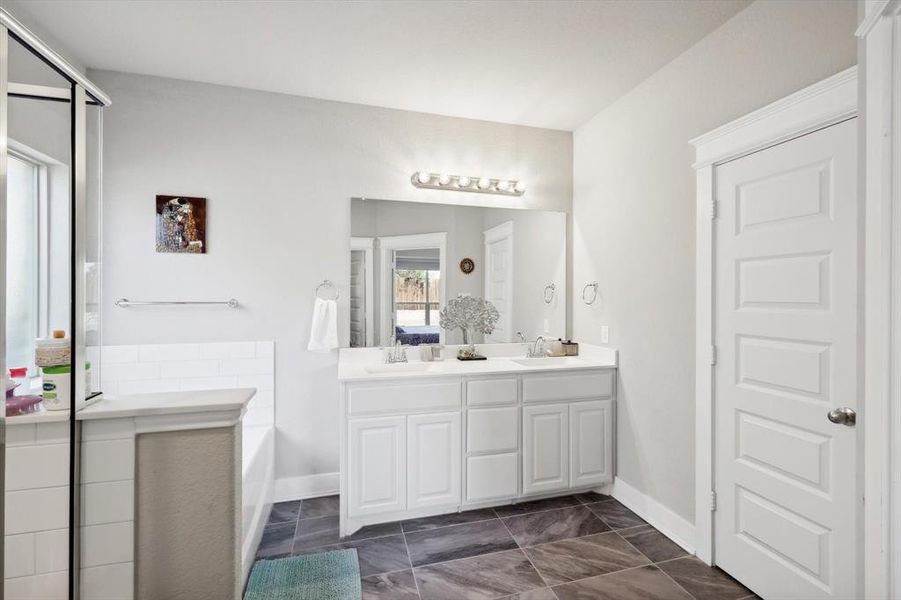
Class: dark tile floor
254,492,759,600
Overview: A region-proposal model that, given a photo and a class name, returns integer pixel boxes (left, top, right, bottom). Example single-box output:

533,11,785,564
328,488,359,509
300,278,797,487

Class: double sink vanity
337,343,617,536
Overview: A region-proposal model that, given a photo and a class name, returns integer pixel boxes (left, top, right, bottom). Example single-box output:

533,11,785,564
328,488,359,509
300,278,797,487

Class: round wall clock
459,258,475,274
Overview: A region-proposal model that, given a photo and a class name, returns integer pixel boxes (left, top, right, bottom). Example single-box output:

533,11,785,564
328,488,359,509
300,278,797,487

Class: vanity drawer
466,377,517,406
522,370,613,403
347,380,461,415
467,406,518,453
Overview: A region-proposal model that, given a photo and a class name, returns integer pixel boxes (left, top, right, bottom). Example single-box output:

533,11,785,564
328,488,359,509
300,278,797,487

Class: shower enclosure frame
0,8,110,600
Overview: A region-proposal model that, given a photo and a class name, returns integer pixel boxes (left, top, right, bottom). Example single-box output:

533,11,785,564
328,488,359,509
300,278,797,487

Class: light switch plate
600,326,609,344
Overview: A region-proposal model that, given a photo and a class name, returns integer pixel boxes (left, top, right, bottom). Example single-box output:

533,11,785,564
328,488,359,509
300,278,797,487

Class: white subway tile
201,341,256,359
35,422,69,445
237,373,274,391
101,362,160,383
82,481,133,525
81,522,134,568
34,529,68,574
100,380,119,395
81,562,133,600
5,571,68,600
5,533,36,578
5,487,69,534
81,419,136,442
178,376,238,391
159,359,220,379
6,444,70,491
219,357,273,376
82,439,135,484
243,405,274,427
138,343,202,362
255,341,275,359
116,379,181,395
100,345,140,365
6,423,37,446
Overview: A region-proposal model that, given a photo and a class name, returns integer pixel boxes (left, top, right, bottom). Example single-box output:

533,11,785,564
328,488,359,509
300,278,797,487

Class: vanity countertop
338,342,617,382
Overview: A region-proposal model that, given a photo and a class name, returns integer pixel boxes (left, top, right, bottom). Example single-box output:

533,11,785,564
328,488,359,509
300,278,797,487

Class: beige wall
136,427,240,600
571,0,857,522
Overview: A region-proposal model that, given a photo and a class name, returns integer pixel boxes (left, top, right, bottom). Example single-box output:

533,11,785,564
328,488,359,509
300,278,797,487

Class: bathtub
242,423,274,584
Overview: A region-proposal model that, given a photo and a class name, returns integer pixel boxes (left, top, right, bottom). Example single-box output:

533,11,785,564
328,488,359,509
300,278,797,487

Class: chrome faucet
385,337,408,364
527,336,547,358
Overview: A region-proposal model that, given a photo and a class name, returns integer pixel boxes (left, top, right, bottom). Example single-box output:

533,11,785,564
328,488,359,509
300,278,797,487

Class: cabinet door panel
466,453,518,502
522,403,569,495
408,412,461,509
348,416,406,516
570,399,613,488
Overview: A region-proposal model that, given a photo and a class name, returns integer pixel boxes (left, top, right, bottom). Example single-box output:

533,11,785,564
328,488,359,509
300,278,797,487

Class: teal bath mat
244,549,361,600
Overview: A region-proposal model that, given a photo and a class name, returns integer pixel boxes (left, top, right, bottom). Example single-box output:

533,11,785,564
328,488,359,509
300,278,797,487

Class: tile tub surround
253,494,756,600
94,341,275,428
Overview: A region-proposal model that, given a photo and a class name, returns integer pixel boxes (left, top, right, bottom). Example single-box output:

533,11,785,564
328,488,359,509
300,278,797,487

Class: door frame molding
377,232,447,346
690,67,858,567
350,236,375,347
858,3,901,597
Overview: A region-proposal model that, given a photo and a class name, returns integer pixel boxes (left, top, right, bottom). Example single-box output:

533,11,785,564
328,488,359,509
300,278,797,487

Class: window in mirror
393,248,441,345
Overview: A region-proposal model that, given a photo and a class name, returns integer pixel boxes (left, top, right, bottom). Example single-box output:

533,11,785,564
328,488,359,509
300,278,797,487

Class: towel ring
582,282,599,305
543,283,556,304
315,280,340,301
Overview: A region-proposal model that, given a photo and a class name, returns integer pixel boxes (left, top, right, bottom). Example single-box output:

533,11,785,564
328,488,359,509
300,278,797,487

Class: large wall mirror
349,198,566,347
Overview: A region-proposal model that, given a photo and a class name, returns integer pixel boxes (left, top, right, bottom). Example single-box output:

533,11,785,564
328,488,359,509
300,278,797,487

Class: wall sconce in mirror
412,172,526,197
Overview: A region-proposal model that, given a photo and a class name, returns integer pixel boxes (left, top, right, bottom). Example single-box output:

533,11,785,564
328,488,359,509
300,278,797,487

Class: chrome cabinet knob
827,407,856,426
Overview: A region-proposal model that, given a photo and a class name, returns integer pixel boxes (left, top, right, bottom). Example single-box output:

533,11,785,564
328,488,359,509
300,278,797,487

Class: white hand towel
308,297,339,352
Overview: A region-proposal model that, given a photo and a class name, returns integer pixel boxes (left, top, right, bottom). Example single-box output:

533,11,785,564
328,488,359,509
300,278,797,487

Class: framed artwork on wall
156,195,207,253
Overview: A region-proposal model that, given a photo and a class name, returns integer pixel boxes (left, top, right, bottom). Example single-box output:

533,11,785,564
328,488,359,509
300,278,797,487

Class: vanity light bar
411,172,526,196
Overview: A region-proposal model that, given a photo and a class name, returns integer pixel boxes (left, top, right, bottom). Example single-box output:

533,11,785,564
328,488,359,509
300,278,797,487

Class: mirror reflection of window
393,248,441,346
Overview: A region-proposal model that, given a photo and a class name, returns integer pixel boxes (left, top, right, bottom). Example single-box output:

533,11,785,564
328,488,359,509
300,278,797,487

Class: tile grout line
497,507,553,594
399,529,424,600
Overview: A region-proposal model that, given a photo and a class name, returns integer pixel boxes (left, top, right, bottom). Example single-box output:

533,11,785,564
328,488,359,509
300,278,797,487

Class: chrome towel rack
115,298,239,308
582,282,599,305
543,283,556,304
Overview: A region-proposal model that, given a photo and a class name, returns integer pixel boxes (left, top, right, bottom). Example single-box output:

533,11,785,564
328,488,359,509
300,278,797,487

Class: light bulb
438,173,452,186
416,171,431,185
514,181,526,193
457,175,472,188
496,180,511,192
477,177,491,190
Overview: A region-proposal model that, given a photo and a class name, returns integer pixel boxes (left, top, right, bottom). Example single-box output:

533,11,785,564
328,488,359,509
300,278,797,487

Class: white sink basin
511,356,578,367
364,363,433,374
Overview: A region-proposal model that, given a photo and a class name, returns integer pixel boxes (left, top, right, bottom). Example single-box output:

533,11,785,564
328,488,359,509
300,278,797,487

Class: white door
484,221,513,342
407,412,461,509
522,403,568,495
348,416,406,516
713,119,858,599
570,399,612,488
350,249,366,347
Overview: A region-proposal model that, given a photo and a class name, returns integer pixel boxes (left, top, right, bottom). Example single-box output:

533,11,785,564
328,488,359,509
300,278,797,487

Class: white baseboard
612,476,696,555
274,472,340,502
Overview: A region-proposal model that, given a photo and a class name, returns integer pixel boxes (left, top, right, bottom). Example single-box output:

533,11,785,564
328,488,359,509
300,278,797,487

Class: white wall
572,0,857,522
92,70,572,487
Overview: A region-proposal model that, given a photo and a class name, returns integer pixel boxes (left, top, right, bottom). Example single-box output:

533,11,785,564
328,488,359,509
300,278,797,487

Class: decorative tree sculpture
439,294,500,358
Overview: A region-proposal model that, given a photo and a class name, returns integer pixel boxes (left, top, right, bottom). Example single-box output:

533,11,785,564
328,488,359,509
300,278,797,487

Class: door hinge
711,491,717,512
711,199,719,220
710,345,717,366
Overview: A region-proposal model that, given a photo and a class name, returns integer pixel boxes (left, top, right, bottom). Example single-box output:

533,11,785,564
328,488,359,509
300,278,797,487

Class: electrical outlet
600,326,609,344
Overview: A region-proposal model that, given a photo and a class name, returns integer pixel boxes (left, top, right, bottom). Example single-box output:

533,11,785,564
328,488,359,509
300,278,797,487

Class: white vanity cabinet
340,365,615,536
